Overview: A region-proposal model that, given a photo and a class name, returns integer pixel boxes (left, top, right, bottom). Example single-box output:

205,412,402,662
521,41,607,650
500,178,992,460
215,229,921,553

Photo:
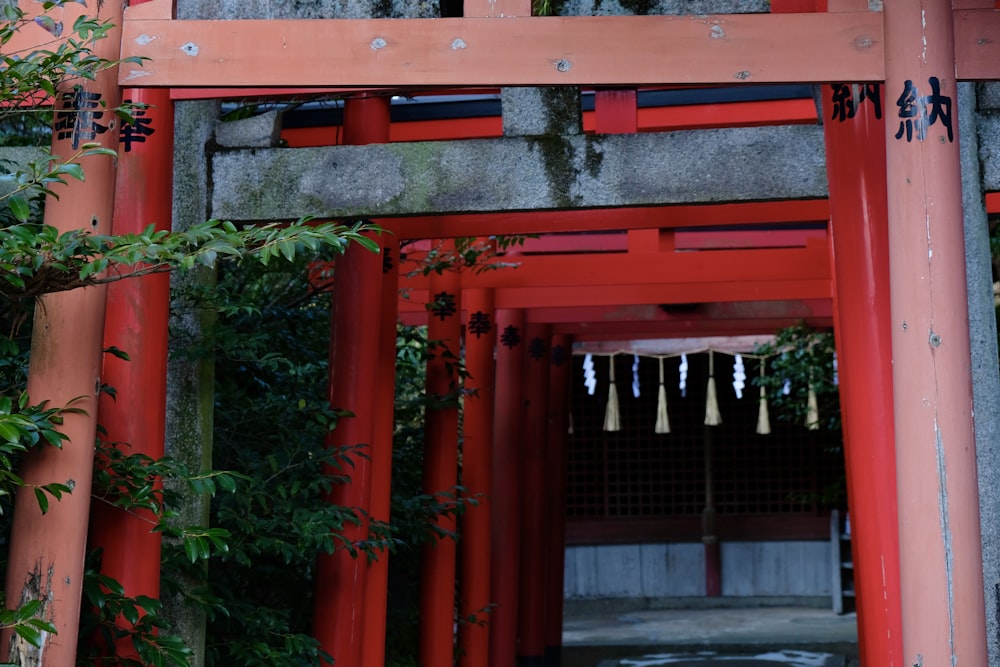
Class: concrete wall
565,541,831,600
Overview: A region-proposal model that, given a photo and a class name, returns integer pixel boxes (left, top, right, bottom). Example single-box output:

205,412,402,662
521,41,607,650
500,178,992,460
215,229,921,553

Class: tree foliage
0,3,387,663
0,5,486,665
754,323,841,433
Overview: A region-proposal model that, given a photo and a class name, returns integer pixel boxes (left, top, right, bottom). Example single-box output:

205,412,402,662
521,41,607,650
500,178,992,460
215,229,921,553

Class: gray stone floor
562,607,859,667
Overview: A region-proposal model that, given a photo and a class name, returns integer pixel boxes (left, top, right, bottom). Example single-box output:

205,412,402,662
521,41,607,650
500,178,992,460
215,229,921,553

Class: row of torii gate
4,0,1000,666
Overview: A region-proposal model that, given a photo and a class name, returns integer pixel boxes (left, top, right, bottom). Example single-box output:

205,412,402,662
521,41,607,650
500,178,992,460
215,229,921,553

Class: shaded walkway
563,607,858,667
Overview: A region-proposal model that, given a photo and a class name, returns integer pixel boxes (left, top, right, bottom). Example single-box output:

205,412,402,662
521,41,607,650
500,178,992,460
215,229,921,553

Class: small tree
0,3,379,662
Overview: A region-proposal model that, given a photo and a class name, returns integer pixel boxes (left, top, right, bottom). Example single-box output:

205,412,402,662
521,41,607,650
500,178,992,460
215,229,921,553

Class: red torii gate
3,0,995,666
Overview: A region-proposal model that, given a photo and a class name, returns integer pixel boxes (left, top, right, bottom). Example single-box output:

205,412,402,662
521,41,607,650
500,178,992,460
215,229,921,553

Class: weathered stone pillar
163,98,221,667
964,82,1000,667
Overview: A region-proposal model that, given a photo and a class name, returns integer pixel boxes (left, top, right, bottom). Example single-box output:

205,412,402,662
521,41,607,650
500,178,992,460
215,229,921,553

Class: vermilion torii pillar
458,287,496,667
89,80,174,659
883,1,987,663
517,323,552,667
313,93,389,667
490,308,526,667
821,80,902,667
420,243,462,667
361,235,399,667
544,334,572,667
3,1,124,664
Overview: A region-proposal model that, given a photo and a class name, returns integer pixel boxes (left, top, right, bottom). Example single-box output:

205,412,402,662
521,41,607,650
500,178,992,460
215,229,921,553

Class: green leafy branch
92,441,244,562
1,142,116,219
79,553,194,667
0,218,379,300
405,235,526,278
0,391,85,510
2,3,141,108
0,600,57,653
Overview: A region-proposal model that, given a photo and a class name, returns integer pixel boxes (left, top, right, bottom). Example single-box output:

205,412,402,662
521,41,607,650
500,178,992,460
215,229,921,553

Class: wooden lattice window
566,352,844,522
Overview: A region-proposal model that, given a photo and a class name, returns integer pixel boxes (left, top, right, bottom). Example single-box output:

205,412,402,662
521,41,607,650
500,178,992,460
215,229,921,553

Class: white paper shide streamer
632,354,641,398
583,353,597,396
655,357,670,434
679,354,688,398
732,354,745,399
704,351,722,426
756,363,771,435
604,355,621,432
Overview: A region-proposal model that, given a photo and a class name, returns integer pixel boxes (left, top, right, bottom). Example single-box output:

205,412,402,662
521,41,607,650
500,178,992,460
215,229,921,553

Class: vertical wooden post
517,323,551,667
593,89,637,134
490,308,526,667
821,81,903,667
88,80,174,658
458,287,496,667
544,334,572,667
420,243,462,667
702,424,720,597
883,1,987,663
313,94,389,667
361,235,399,667
3,2,123,664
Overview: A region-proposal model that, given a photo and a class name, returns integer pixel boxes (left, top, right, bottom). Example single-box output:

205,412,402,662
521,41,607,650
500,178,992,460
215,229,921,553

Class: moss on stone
583,137,604,179
532,136,580,208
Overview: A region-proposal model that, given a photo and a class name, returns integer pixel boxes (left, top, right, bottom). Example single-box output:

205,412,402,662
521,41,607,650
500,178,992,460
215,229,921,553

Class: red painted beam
405,298,834,327
283,98,818,147
550,317,833,340
527,299,834,323
674,227,825,250
383,199,830,238
283,116,503,147
398,273,832,312
399,299,833,337
493,280,830,308
118,11,886,87
401,243,830,290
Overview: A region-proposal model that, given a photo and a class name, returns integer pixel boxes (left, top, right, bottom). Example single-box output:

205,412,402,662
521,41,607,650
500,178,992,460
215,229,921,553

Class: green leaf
353,235,381,253
8,195,30,223
13,623,42,648
183,538,198,563
103,346,131,361
56,163,84,181
32,15,63,37
121,602,139,626
34,487,48,514
0,421,21,443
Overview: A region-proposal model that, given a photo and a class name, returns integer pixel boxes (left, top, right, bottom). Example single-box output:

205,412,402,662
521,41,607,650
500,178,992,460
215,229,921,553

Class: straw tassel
603,355,621,432
756,386,771,435
756,363,771,435
704,351,722,426
655,357,670,434
806,382,820,431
